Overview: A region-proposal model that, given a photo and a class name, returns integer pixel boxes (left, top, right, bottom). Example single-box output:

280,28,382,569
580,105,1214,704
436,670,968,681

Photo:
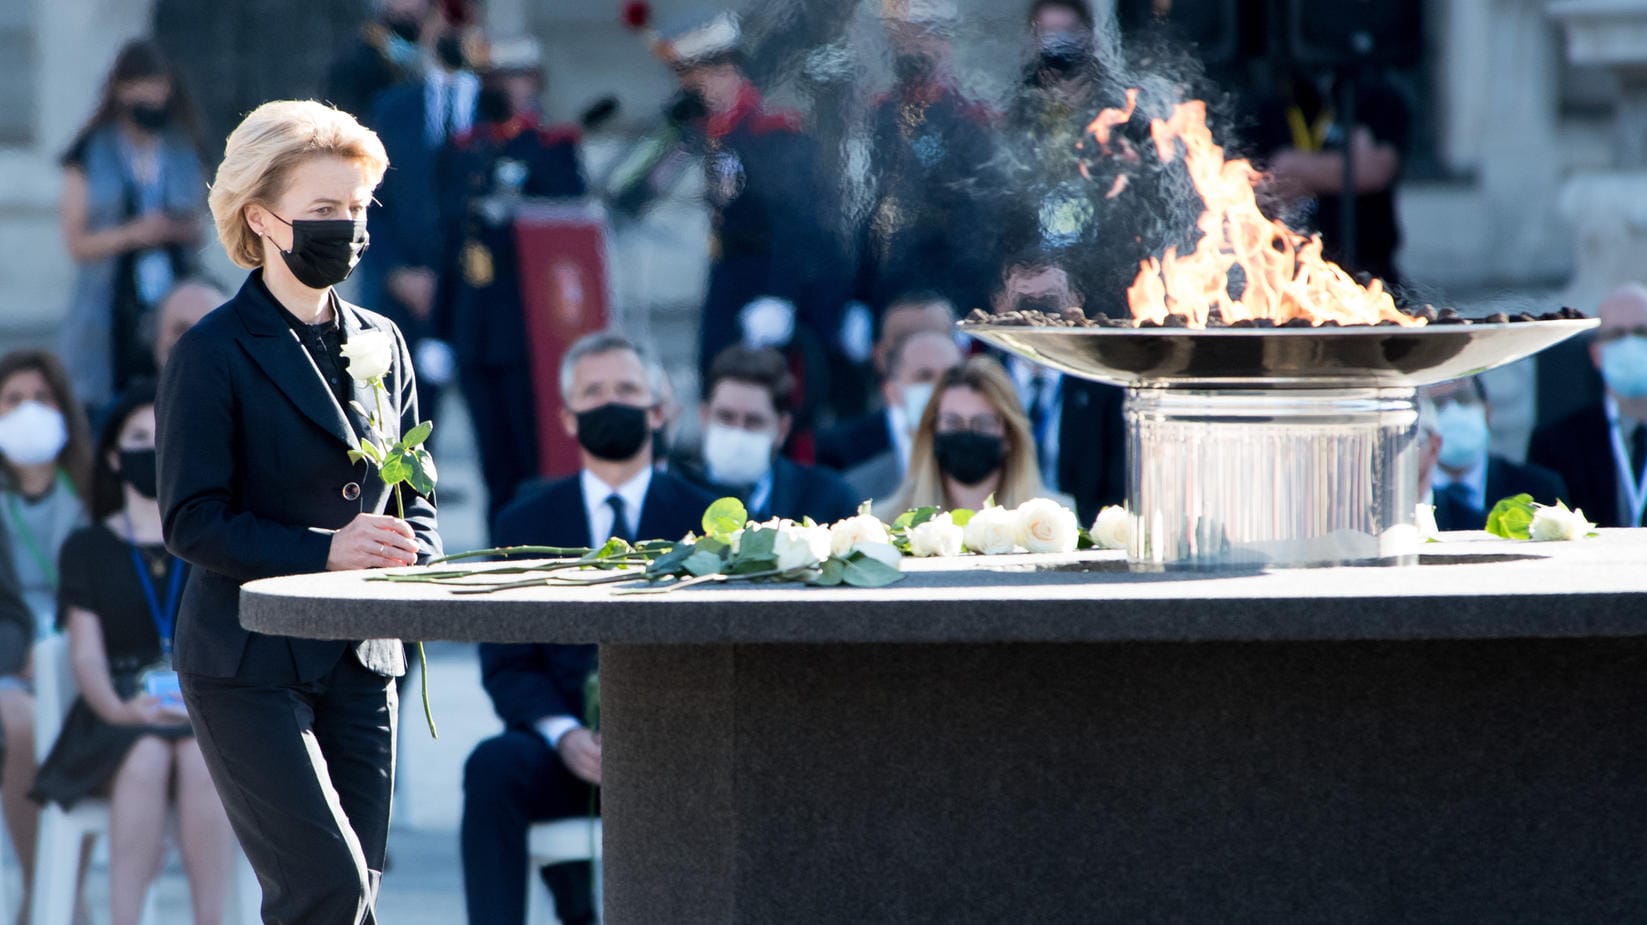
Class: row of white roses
726,498,1136,574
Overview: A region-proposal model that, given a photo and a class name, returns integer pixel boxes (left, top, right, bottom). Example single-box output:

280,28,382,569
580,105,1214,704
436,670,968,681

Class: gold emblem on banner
462,241,495,287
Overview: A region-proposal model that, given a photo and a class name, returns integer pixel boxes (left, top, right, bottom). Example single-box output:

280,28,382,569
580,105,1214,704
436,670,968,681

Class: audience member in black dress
32,383,235,925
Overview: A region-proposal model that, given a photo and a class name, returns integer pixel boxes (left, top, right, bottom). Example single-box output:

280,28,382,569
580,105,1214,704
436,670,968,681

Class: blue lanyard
122,517,185,660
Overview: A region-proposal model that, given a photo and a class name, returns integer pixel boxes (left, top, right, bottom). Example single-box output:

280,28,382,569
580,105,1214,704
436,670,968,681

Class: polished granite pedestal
243,532,1647,923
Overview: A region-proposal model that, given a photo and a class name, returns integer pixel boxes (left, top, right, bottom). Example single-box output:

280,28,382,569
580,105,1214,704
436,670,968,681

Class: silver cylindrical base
1127,388,1420,570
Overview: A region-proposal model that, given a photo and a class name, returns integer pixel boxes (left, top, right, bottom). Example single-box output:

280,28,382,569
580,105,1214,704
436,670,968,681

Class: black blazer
815,411,893,472
1056,379,1127,526
481,470,714,730
1432,455,1570,531
157,272,440,682
1528,405,1624,527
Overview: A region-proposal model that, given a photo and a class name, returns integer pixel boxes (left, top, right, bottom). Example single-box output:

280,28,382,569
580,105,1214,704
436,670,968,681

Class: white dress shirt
423,69,479,146
580,467,653,548
537,466,655,750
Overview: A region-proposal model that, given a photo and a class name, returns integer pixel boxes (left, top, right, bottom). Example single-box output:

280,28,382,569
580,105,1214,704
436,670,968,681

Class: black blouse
57,524,182,672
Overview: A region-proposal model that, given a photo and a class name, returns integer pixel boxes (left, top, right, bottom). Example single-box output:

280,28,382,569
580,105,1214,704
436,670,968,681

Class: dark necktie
604,493,633,544
1438,481,1483,529
1632,423,1647,485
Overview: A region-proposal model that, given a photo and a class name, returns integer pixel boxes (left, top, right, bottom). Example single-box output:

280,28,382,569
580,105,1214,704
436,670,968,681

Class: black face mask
128,102,170,132
119,449,158,500
576,403,652,462
269,213,369,289
934,432,1006,486
436,34,468,71
385,14,421,44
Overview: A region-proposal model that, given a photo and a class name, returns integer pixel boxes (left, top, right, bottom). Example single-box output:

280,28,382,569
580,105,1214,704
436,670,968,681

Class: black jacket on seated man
678,454,862,525
815,409,894,472
1528,405,1630,527
1432,455,1569,532
463,468,714,925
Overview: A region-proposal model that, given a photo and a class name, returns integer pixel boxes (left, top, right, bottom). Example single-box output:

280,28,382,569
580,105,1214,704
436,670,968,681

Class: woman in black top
156,100,438,924
33,382,235,925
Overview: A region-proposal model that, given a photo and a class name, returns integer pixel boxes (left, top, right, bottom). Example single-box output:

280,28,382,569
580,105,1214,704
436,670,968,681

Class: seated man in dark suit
815,291,958,473
1529,284,1647,527
462,331,716,925
1419,376,1567,530
680,346,862,524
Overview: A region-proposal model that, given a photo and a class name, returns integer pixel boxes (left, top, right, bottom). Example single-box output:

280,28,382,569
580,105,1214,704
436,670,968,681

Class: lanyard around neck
4,471,71,587
122,513,185,660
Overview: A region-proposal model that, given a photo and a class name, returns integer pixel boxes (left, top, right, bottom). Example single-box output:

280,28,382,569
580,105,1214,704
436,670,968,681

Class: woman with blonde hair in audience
878,355,1074,518
33,382,235,925
0,348,94,902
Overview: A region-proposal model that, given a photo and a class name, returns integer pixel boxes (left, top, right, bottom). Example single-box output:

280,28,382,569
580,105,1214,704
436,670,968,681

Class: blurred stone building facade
0,0,1624,343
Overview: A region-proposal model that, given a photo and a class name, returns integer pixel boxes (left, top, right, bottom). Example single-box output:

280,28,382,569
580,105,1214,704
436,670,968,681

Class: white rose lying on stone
797,522,834,565
770,521,826,573
1415,503,1440,542
830,513,892,558
1015,498,1079,554
1090,505,1133,551
853,541,904,570
1528,502,1595,542
963,505,1020,555
339,329,394,382
907,512,964,558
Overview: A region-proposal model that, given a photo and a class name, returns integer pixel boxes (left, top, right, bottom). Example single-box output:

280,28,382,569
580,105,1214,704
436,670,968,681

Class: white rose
1090,505,1133,551
963,506,1020,555
752,520,825,573
339,330,394,383
798,523,833,564
1414,503,1440,541
1529,503,1595,542
1016,498,1079,554
829,513,891,558
853,541,904,570
907,512,964,558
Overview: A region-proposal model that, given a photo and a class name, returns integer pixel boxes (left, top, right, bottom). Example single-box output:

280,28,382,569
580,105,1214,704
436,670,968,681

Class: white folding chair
525,817,603,925
29,634,261,925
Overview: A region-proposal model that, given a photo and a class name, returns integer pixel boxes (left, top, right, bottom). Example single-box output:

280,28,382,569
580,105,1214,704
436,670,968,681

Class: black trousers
461,729,597,925
462,362,541,529
181,653,397,925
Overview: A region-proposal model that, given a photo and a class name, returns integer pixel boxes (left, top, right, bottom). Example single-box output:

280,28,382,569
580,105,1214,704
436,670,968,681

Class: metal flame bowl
962,319,1599,389
962,318,1598,571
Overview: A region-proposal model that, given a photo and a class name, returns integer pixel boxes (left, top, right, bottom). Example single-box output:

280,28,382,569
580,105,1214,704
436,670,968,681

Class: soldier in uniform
435,38,586,522
855,0,1000,319
667,14,847,444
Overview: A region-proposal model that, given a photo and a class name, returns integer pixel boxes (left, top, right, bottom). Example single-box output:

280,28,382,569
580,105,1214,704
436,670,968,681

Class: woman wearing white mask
0,349,94,906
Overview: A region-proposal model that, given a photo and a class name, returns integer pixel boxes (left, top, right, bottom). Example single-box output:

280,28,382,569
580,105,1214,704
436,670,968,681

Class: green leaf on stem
1485,493,1536,540
811,557,847,587
737,527,776,562
681,548,726,577
401,420,434,449
646,543,697,577
841,553,904,588
379,453,409,487
407,449,437,495
950,508,976,528
702,497,747,540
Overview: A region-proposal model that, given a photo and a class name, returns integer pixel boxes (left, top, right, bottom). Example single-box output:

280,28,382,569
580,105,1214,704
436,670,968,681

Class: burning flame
1086,92,1421,328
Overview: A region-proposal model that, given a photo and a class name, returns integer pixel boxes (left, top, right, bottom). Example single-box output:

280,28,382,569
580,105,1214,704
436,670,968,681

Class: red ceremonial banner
513,201,613,479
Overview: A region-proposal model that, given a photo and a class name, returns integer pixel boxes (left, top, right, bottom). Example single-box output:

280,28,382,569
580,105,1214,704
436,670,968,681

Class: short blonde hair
207,100,389,269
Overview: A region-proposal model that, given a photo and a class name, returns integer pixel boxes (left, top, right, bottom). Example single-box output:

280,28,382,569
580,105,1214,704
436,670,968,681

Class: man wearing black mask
463,331,713,925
